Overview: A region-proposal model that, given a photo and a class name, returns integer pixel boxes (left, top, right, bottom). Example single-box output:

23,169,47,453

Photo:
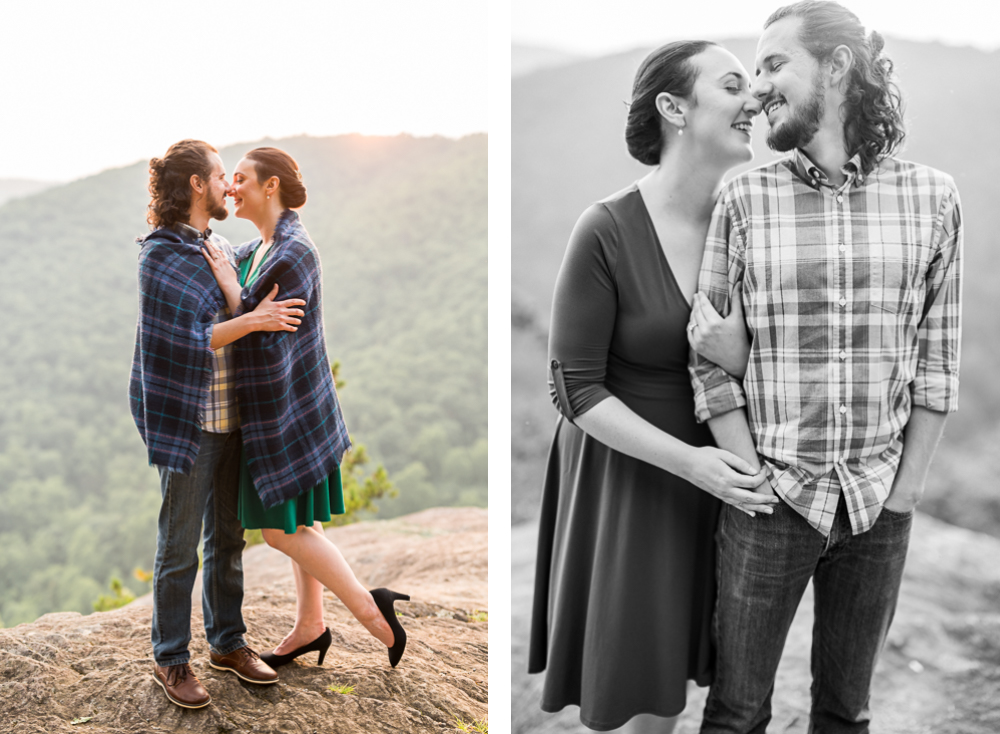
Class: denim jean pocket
880,505,915,519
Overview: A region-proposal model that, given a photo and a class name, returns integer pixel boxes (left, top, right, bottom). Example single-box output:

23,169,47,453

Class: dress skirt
529,410,720,730
237,449,346,532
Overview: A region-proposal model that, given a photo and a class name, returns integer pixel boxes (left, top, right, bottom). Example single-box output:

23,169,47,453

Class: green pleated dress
236,240,346,534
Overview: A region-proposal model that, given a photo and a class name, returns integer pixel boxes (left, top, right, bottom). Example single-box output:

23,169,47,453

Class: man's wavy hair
146,140,218,229
765,0,905,175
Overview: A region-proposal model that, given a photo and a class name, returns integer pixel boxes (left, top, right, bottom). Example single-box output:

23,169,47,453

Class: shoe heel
261,627,332,669
316,628,332,667
370,588,409,668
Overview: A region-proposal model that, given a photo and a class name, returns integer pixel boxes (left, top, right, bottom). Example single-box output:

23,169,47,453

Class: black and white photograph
512,1,1000,732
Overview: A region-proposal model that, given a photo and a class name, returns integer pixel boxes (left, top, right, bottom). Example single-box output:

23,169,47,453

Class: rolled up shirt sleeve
689,192,748,423
547,204,618,421
913,180,963,413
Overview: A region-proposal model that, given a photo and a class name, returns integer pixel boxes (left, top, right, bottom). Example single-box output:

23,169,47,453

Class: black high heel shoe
370,588,409,668
259,627,332,669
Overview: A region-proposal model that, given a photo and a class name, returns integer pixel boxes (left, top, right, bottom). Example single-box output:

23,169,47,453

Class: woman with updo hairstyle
202,147,409,672
243,146,309,209
528,42,771,732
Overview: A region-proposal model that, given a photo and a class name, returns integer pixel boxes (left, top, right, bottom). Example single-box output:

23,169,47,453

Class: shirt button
837,195,844,203
839,298,847,307
839,405,848,414
839,244,846,253
839,350,847,360
839,456,847,465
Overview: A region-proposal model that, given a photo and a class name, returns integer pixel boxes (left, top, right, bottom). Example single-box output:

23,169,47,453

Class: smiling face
230,157,269,223
682,45,761,166
754,16,827,152
203,153,230,222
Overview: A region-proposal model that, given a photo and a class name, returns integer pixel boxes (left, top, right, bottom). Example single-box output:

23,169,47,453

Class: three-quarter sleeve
547,204,619,421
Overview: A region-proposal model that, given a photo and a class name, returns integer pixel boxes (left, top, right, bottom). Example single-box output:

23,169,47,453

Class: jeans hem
154,654,191,667
211,638,249,657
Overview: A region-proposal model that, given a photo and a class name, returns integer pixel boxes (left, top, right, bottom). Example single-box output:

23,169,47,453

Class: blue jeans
152,429,247,666
700,496,913,734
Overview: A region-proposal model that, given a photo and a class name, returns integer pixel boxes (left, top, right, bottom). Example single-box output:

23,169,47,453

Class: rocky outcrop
0,508,488,734
513,511,1000,734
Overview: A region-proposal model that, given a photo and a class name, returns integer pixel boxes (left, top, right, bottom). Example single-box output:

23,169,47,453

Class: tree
324,361,397,527
243,361,396,545
93,577,135,612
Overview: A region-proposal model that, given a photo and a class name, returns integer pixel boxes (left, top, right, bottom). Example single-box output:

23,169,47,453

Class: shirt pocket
864,251,922,364
866,252,921,317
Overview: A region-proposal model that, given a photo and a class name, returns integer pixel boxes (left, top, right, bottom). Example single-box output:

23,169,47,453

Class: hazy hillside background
511,38,1000,536
0,179,58,206
512,43,586,78
0,133,486,627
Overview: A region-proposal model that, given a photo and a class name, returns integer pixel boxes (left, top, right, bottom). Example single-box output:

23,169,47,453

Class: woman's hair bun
245,147,308,210
624,40,715,166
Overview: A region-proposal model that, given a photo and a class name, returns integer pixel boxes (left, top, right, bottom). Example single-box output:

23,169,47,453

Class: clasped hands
683,446,777,518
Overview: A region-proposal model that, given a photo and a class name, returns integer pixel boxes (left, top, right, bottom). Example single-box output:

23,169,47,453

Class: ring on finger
687,323,696,332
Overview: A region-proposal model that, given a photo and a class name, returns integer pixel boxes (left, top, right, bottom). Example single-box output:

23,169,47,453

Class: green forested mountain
0,133,486,627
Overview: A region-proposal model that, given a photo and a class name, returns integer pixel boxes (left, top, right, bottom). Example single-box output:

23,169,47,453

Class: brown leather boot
209,646,278,684
152,662,211,709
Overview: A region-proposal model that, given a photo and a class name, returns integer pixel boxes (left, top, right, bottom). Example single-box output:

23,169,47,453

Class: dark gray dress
528,185,720,731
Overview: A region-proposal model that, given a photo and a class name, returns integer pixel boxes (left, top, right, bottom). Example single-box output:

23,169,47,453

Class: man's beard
766,71,825,152
207,190,229,221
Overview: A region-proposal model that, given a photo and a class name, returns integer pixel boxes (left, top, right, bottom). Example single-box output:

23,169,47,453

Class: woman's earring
678,128,684,136
267,195,270,200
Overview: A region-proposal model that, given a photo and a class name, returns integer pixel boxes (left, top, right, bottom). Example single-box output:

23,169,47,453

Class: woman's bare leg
271,523,329,654
262,524,395,647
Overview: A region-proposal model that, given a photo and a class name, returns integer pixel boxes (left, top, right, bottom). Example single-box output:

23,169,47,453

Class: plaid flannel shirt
689,150,962,536
202,306,239,433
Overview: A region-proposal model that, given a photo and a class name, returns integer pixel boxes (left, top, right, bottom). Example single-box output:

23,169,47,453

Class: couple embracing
530,1,962,732
130,140,408,709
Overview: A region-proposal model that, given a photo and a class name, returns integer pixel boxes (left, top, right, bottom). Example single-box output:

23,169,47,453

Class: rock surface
0,508,488,734
513,511,1000,733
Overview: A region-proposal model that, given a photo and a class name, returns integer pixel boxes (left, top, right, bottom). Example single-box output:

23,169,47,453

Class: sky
512,0,1000,56
0,0,487,182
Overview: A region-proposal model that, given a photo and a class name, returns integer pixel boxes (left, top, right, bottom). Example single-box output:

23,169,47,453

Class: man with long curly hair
129,140,305,708
689,2,962,731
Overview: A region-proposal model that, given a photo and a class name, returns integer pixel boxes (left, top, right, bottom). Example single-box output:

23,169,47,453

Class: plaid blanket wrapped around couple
129,227,231,472
233,209,352,509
